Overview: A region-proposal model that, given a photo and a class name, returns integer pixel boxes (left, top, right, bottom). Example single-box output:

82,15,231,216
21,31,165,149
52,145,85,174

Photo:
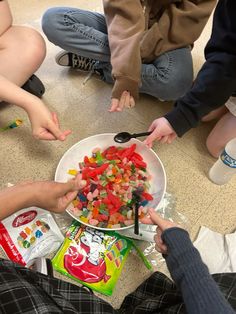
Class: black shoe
56,51,97,71
22,74,45,98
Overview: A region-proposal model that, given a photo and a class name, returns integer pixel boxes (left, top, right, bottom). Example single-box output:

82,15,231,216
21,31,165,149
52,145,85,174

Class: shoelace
70,54,100,85
72,55,96,71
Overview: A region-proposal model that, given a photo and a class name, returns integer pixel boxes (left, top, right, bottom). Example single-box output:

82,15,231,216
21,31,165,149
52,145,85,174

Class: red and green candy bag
52,220,132,296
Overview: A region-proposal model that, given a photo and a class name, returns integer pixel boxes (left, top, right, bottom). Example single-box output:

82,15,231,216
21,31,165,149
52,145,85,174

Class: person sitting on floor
41,0,216,112
0,0,71,141
0,177,235,314
144,0,236,158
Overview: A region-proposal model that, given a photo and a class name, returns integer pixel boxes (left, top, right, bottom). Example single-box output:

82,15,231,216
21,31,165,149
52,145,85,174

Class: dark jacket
163,228,235,313
165,0,236,136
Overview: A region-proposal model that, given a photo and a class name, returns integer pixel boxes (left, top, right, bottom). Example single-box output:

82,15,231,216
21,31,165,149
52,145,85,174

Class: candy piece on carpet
0,119,23,131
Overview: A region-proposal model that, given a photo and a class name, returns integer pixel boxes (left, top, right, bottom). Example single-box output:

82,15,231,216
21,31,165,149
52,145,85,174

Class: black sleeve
164,0,236,137
162,228,235,314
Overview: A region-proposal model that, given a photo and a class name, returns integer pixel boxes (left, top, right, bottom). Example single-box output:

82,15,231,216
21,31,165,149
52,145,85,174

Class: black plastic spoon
114,131,152,143
132,190,142,235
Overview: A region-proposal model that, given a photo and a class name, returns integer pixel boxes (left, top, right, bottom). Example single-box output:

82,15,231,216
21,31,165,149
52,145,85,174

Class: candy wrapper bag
52,221,132,296
0,207,64,266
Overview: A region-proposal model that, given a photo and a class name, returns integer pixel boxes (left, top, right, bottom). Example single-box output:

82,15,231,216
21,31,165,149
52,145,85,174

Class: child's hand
0,75,71,141
144,117,177,148
141,208,180,254
27,100,71,141
34,177,86,213
109,91,135,112
0,177,86,220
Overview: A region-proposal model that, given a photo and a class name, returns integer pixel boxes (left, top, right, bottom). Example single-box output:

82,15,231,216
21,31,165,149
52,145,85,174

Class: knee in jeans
161,72,193,101
42,8,64,42
42,8,89,47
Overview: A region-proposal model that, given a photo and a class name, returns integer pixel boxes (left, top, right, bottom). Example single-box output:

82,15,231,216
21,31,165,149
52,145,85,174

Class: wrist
0,75,40,112
164,107,190,137
112,77,139,101
162,228,195,264
18,181,38,208
163,117,175,132
162,227,190,250
29,181,45,208
21,95,42,114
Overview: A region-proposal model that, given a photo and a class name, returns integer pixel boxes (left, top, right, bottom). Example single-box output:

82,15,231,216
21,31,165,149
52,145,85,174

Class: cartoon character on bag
64,227,111,283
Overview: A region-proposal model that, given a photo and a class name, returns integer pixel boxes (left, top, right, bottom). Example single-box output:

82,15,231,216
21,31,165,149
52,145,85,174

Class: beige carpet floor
0,0,235,309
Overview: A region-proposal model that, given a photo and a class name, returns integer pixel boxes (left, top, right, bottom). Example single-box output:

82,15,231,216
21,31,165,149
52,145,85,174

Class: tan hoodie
103,0,216,101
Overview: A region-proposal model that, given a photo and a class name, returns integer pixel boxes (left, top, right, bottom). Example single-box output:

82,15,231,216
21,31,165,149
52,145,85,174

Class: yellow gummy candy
16,119,23,126
80,216,89,223
68,169,78,176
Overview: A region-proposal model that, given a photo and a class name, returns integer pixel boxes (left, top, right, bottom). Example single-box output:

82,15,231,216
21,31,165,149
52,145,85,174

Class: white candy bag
0,207,64,266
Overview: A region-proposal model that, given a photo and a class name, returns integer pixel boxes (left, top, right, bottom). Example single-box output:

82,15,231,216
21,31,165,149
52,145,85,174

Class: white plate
55,133,166,231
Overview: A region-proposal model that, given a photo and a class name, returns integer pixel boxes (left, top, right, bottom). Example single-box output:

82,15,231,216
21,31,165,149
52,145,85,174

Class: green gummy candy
23,240,30,248
82,208,89,217
100,209,109,216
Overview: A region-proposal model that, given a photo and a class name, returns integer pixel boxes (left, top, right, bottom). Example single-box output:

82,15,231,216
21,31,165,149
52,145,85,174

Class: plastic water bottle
209,138,236,185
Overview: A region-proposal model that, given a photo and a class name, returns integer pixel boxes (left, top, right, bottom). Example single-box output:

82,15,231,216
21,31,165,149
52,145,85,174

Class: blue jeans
42,7,193,101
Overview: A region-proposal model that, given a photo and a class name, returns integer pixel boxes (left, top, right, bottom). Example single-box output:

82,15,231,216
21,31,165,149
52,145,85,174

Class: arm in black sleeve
162,228,235,314
164,0,236,137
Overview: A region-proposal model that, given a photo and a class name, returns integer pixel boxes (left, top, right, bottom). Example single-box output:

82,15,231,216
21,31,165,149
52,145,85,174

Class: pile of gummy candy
68,144,153,229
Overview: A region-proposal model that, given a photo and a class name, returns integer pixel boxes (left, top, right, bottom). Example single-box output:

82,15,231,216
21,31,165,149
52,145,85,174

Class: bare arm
0,74,40,110
0,75,71,140
0,183,36,220
0,179,86,221
0,1,71,141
